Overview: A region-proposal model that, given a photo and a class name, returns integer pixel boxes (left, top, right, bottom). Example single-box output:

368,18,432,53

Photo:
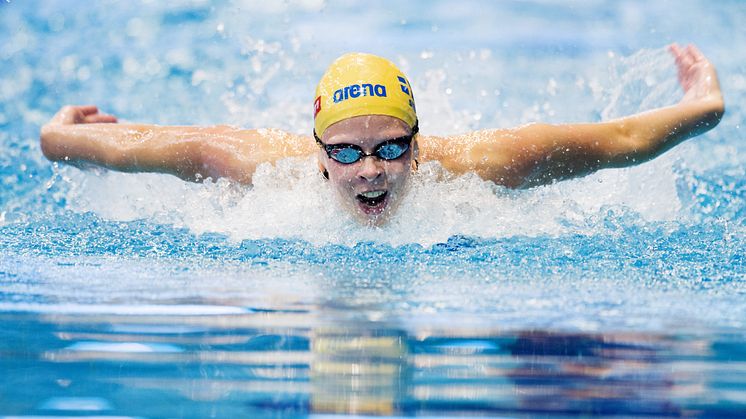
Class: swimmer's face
319,115,417,226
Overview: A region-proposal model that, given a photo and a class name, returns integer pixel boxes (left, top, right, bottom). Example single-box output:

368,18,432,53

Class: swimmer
40,44,724,225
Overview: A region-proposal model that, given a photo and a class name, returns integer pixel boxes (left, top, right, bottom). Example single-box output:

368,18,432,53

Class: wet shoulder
418,130,518,176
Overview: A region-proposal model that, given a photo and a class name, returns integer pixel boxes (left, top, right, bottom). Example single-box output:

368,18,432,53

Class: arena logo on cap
333,83,387,103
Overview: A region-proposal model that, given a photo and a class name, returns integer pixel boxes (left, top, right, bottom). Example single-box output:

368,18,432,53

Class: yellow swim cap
313,52,417,138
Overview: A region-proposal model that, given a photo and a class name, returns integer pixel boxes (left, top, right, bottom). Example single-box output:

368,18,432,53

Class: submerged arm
40,105,315,184
422,44,724,188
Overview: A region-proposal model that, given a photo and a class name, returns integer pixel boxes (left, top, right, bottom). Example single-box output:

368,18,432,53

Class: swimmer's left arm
423,44,725,188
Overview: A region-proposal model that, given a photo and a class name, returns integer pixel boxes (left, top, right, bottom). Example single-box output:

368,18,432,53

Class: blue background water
1,0,745,417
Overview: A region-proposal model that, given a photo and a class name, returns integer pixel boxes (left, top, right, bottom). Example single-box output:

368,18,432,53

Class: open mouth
356,190,388,213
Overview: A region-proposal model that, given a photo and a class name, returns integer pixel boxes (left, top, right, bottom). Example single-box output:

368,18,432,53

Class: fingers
669,43,683,59
670,43,707,66
687,44,706,62
667,44,719,100
53,105,118,124
78,105,100,116
84,114,118,123
671,45,704,72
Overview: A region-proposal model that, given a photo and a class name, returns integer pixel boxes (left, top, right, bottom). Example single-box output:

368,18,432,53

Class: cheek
328,165,358,190
383,161,410,184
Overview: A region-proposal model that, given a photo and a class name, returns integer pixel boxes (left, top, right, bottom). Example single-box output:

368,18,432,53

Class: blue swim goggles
315,123,418,165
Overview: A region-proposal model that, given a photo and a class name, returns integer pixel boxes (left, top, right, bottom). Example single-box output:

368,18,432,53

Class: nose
356,155,383,181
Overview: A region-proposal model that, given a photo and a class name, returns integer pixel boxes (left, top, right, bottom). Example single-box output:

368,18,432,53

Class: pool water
1,0,745,417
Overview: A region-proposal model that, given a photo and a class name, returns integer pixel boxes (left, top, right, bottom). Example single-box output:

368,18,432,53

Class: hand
40,105,118,167
669,44,723,104
48,105,118,126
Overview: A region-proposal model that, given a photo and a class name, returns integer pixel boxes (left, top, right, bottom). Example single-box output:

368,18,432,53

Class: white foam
62,151,681,246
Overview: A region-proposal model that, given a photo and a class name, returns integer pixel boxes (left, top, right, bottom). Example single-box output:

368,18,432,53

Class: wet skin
318,115,418,226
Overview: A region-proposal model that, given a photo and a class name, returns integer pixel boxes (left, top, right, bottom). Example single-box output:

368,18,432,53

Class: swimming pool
1,0,745,416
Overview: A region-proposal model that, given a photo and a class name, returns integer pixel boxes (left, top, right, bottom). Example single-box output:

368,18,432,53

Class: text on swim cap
333,83,387,103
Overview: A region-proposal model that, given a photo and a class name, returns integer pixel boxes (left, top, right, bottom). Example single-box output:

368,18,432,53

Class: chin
345,196,387,226
355,203,389,226
354,191,405,227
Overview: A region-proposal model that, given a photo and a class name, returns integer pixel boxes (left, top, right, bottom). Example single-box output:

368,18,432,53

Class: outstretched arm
421,44,725,188
40,105,316,185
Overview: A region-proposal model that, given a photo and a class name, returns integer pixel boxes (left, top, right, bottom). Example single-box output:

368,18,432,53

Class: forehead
322,115,410,146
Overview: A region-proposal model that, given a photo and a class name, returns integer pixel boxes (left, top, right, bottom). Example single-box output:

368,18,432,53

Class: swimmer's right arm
40,105,316,184
421,44,725,188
